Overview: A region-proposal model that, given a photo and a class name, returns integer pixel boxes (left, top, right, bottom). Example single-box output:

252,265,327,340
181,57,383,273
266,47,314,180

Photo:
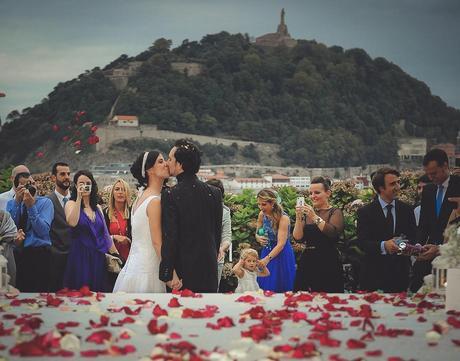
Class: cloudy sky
1,0,459,122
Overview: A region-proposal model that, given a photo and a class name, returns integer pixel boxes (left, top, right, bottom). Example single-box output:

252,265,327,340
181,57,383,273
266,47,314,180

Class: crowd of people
0,141,458,294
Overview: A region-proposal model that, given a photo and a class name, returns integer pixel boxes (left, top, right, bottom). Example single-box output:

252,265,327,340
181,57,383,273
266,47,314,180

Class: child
233,248,270,293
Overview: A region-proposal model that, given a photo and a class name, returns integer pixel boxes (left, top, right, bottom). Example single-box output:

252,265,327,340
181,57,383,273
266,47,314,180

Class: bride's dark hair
130,151,161,189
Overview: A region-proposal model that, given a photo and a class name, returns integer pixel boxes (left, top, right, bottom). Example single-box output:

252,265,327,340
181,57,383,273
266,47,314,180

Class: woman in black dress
293,176,344,292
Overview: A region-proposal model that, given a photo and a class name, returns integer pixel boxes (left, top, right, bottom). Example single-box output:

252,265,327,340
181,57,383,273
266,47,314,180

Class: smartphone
296,196,305,207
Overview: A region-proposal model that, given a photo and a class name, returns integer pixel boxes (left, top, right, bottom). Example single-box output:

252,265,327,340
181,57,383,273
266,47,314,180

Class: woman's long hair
257,188,283,231
107,178,131,221
70,170,99,211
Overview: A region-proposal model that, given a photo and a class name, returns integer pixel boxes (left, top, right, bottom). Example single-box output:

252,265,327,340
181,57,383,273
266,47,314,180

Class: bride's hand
170,270,182,290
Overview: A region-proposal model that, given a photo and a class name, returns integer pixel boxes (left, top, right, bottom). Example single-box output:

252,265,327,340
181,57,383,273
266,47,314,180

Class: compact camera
395,235,422,256
296,196,305,207
24,182,37,197
80,184,92,193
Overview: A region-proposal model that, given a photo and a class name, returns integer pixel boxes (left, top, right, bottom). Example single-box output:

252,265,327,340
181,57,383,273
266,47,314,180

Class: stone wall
96,124,278,154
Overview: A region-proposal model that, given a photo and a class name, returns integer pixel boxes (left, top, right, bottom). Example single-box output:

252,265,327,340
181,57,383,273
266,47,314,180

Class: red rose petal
86,330,112,344
147,319,168,334
365,350,383,357
346,338,366,349
169,332,182,339
168,297,182,308
153,304,168,317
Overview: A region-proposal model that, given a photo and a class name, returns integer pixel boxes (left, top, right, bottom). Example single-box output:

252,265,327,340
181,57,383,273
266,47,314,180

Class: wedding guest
357,167,417,292
0,165,30,211
293,177,344,292
103,178,132,262
160,140,223,292
233,247,269,293
47,162,72,291
206,179,232,290
64,170,116,292
414,174,431,226
0,210,24,286
6,173,54,292
447,197,460,226
254,188,296,292
411,149,460,292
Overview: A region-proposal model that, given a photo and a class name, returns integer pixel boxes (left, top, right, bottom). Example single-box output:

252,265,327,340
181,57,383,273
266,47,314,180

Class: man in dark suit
160,139,223,293
47,162,72,291
410,149,460,292
357,167,417,293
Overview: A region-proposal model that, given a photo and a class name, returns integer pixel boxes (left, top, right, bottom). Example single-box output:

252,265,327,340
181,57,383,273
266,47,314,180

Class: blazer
357,197,417,292
417,174,460,245
410,174,460,292
160,173,223,293
47,192,72,253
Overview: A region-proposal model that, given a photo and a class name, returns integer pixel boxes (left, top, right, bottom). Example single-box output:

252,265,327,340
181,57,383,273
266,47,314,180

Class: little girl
233,248,270,293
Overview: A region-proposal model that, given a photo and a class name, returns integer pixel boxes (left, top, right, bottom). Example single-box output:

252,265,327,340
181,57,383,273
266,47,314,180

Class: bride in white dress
114,151,179,293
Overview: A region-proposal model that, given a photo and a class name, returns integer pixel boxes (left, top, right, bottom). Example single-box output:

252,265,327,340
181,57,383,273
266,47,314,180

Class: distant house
431,143,456,167
289,176,311,189
264,174,290,187
110,115,139,127
398,137,427,168
233,177,272,190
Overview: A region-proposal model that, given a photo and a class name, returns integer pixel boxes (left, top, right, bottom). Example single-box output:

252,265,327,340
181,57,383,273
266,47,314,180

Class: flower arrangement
434,223,460,269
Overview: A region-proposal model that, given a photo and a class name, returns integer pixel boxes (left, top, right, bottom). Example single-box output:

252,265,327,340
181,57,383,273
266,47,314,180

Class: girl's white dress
113,195,166,293
235,269,260,293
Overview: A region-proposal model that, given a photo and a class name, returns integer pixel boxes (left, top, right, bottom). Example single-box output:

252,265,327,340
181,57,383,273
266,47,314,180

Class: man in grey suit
47,162,72,291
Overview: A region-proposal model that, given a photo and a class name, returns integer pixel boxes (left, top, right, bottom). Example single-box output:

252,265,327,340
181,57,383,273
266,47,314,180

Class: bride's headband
141,152,149,179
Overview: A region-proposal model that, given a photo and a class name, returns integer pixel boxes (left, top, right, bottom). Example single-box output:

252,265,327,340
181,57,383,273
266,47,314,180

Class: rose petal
85,330,112,344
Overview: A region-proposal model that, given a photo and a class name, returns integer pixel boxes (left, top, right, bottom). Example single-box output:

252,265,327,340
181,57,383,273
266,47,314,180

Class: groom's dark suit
160,172,223,293
357,197,416,292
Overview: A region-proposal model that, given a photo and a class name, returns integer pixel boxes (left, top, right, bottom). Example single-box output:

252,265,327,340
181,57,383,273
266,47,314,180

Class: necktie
386,204,394,236
18,204,28,231
63,197,69,207
435,185,444,217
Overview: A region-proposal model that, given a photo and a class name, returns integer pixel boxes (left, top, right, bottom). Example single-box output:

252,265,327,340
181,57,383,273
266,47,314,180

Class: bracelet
314,217,323,226
267,254,273,261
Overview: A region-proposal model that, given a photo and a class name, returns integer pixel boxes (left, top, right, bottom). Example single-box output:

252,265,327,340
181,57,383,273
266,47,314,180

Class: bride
113,151,181,293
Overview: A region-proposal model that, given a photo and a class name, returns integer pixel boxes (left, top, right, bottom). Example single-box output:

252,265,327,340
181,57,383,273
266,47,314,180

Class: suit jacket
357,198,416,292
160,173,223,293
417,174,460,244
47,192,71,253
411,174,460,292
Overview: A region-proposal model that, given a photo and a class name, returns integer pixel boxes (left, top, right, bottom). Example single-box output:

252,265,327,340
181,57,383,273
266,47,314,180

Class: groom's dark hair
174,139,201,174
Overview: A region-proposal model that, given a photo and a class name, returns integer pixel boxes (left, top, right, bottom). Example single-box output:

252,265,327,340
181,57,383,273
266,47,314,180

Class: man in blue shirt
6,171,54,292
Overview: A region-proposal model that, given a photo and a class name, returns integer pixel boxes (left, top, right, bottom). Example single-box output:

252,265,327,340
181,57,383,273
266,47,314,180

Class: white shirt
378,196,396,233
0,188,15,211
54,189,70,208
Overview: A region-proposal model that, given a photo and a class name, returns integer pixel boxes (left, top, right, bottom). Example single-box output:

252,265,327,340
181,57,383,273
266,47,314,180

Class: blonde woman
254,188,295,292
103,179,132,262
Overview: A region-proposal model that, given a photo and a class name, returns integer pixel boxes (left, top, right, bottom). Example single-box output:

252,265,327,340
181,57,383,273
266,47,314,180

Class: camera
79,184,92,193
25,182,37,197
296,196,305,207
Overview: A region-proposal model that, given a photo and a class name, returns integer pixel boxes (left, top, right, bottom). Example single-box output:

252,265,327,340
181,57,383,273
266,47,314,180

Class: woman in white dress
113,151,181,293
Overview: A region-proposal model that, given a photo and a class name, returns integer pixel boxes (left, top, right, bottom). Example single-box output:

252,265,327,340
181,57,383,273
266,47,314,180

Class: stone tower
255,8,297,48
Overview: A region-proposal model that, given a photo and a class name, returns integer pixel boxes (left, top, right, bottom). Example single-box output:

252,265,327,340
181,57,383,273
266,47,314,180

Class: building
110,115,139,127
398,137,427,168
431,143,456,167
264,174,290,187
171,62,203,76
255,8,297,48
289,176,311,189
233,177,272,190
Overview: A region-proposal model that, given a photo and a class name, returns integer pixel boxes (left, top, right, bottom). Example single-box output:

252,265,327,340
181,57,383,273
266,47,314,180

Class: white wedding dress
113,195,166,293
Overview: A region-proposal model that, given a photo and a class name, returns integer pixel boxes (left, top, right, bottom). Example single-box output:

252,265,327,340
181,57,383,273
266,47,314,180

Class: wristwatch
314,217,323,226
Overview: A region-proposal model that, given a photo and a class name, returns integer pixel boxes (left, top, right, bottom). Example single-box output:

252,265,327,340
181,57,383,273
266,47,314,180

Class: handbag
105,253,123,273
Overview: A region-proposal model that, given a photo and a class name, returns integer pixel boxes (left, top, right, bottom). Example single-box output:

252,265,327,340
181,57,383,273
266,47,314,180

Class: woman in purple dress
64,170,115,291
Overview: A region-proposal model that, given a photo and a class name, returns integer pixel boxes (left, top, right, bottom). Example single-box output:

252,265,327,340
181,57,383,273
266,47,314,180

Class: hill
1,32,459,169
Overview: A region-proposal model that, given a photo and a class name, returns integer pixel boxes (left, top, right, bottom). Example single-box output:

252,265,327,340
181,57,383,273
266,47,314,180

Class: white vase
446,268,460,311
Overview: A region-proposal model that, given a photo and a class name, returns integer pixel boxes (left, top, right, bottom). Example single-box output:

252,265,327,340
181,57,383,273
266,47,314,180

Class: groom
160,139,223,292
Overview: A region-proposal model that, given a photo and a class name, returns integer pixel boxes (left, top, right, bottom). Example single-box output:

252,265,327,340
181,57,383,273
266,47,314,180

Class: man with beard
47,162,72,291
160,139,223,292
357,167,417,292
